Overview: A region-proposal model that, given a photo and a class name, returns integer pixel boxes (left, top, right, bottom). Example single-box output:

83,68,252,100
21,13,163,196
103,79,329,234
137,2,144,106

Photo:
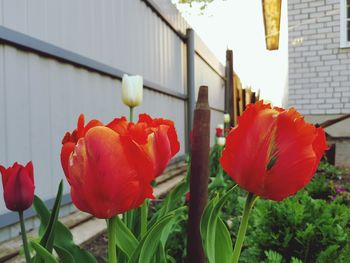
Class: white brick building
288,0,350,166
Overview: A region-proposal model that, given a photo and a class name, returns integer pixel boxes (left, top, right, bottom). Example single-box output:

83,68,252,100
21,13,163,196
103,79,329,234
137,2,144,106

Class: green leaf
291,257,303,263
200,185,237,263
263,250,283,263
156,214,183,263
115,215,139,259
200,194,217,261
149,180,188,228
39,180,63,252
129,207,185,263
30,241,58,263
33,186,97,263
54,246,76,263
215,218,233,263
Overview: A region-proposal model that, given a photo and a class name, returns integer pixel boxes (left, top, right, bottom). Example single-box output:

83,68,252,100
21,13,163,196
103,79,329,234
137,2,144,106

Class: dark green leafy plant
317,161,344,180
241,191,350,262
305,174,334,200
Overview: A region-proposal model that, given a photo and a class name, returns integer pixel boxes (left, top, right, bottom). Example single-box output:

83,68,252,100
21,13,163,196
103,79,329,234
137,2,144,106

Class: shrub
241,191,350,262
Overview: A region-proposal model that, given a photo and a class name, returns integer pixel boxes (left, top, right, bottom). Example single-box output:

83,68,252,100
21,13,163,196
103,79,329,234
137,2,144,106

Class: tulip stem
107,216,118,263
129,106,134,122
140,201,148,238
232,192,258,263
18,211,31,263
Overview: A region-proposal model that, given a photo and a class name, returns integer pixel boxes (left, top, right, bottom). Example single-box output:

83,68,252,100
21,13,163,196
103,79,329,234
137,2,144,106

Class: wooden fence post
186,86,210,263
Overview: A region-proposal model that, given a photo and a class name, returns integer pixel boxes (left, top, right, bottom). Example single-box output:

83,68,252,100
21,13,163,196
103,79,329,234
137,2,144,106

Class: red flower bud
220,101,328,201
216,127,223,137
0,162,35,212
185,192,190,202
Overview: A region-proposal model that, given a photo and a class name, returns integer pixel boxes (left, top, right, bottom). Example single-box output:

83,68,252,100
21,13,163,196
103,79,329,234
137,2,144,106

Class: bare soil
81,232,108,263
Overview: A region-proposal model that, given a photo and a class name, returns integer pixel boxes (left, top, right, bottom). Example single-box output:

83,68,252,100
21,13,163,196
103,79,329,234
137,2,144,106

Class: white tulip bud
224,113,231,124
217,137,226,146
121,74,143,107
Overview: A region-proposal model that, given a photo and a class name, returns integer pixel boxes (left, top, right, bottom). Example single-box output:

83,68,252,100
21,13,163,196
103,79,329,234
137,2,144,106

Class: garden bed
80,159,350,263
0,161,187,263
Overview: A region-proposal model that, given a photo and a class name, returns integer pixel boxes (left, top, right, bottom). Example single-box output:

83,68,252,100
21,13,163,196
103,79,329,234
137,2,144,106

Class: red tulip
61,113,179,218
0,162,35,212
220,101,327,201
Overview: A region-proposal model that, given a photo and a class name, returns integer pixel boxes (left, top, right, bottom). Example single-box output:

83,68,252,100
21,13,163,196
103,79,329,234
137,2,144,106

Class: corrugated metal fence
0,0,226,240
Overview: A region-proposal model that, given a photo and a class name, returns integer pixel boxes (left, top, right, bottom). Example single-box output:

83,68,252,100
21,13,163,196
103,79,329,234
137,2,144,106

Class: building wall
288,0,350,116
0,0,226,241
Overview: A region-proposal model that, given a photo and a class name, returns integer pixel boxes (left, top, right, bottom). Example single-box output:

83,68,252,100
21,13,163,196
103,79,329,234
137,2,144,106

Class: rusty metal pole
186,28,196,153
226,50,234,128
186,86,210,263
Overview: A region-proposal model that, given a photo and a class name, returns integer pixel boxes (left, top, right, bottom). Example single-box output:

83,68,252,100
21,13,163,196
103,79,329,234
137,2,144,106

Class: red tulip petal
76,114,85,139
0,165,9,186
166,124,180,156
60,142,76,181
138,114,180,160
129,122,151,145
313,128,328,164
67,138,91,210
61,132,72,144
262,110,322,201
25,161,34,184
106,117,128,135
144,126,172,177
138,113,153,124
68,126,153,218
220,103,278,194
84,119,103,134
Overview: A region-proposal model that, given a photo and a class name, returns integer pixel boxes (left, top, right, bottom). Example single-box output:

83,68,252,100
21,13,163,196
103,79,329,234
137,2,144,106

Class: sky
174,0,288,106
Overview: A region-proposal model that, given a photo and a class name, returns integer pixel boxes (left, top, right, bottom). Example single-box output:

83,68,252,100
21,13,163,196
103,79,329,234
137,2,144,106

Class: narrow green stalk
107,216,118,263
140,201,148,238
129,106,134,122
232,193,258,263
19,211,31,263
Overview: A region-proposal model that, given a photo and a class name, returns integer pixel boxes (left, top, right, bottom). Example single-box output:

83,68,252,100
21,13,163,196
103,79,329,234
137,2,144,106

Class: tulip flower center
266,126,278,171
266,156,278,171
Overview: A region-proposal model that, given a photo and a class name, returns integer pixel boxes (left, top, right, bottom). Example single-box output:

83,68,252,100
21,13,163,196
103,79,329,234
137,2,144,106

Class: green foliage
30,241,58,263
38,180,63,253
200,186,237,263
317,160,344,180
209,144,223,177
209,144,229,190
33,182,96,263
241,191,350,262
262,250,283,263
203,160,350,263
115,216,138,259
149,180,188,228
129,207,186,263
305,174,334,200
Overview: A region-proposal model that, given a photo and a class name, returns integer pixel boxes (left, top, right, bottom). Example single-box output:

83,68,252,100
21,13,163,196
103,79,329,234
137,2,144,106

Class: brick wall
288,0,350,115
